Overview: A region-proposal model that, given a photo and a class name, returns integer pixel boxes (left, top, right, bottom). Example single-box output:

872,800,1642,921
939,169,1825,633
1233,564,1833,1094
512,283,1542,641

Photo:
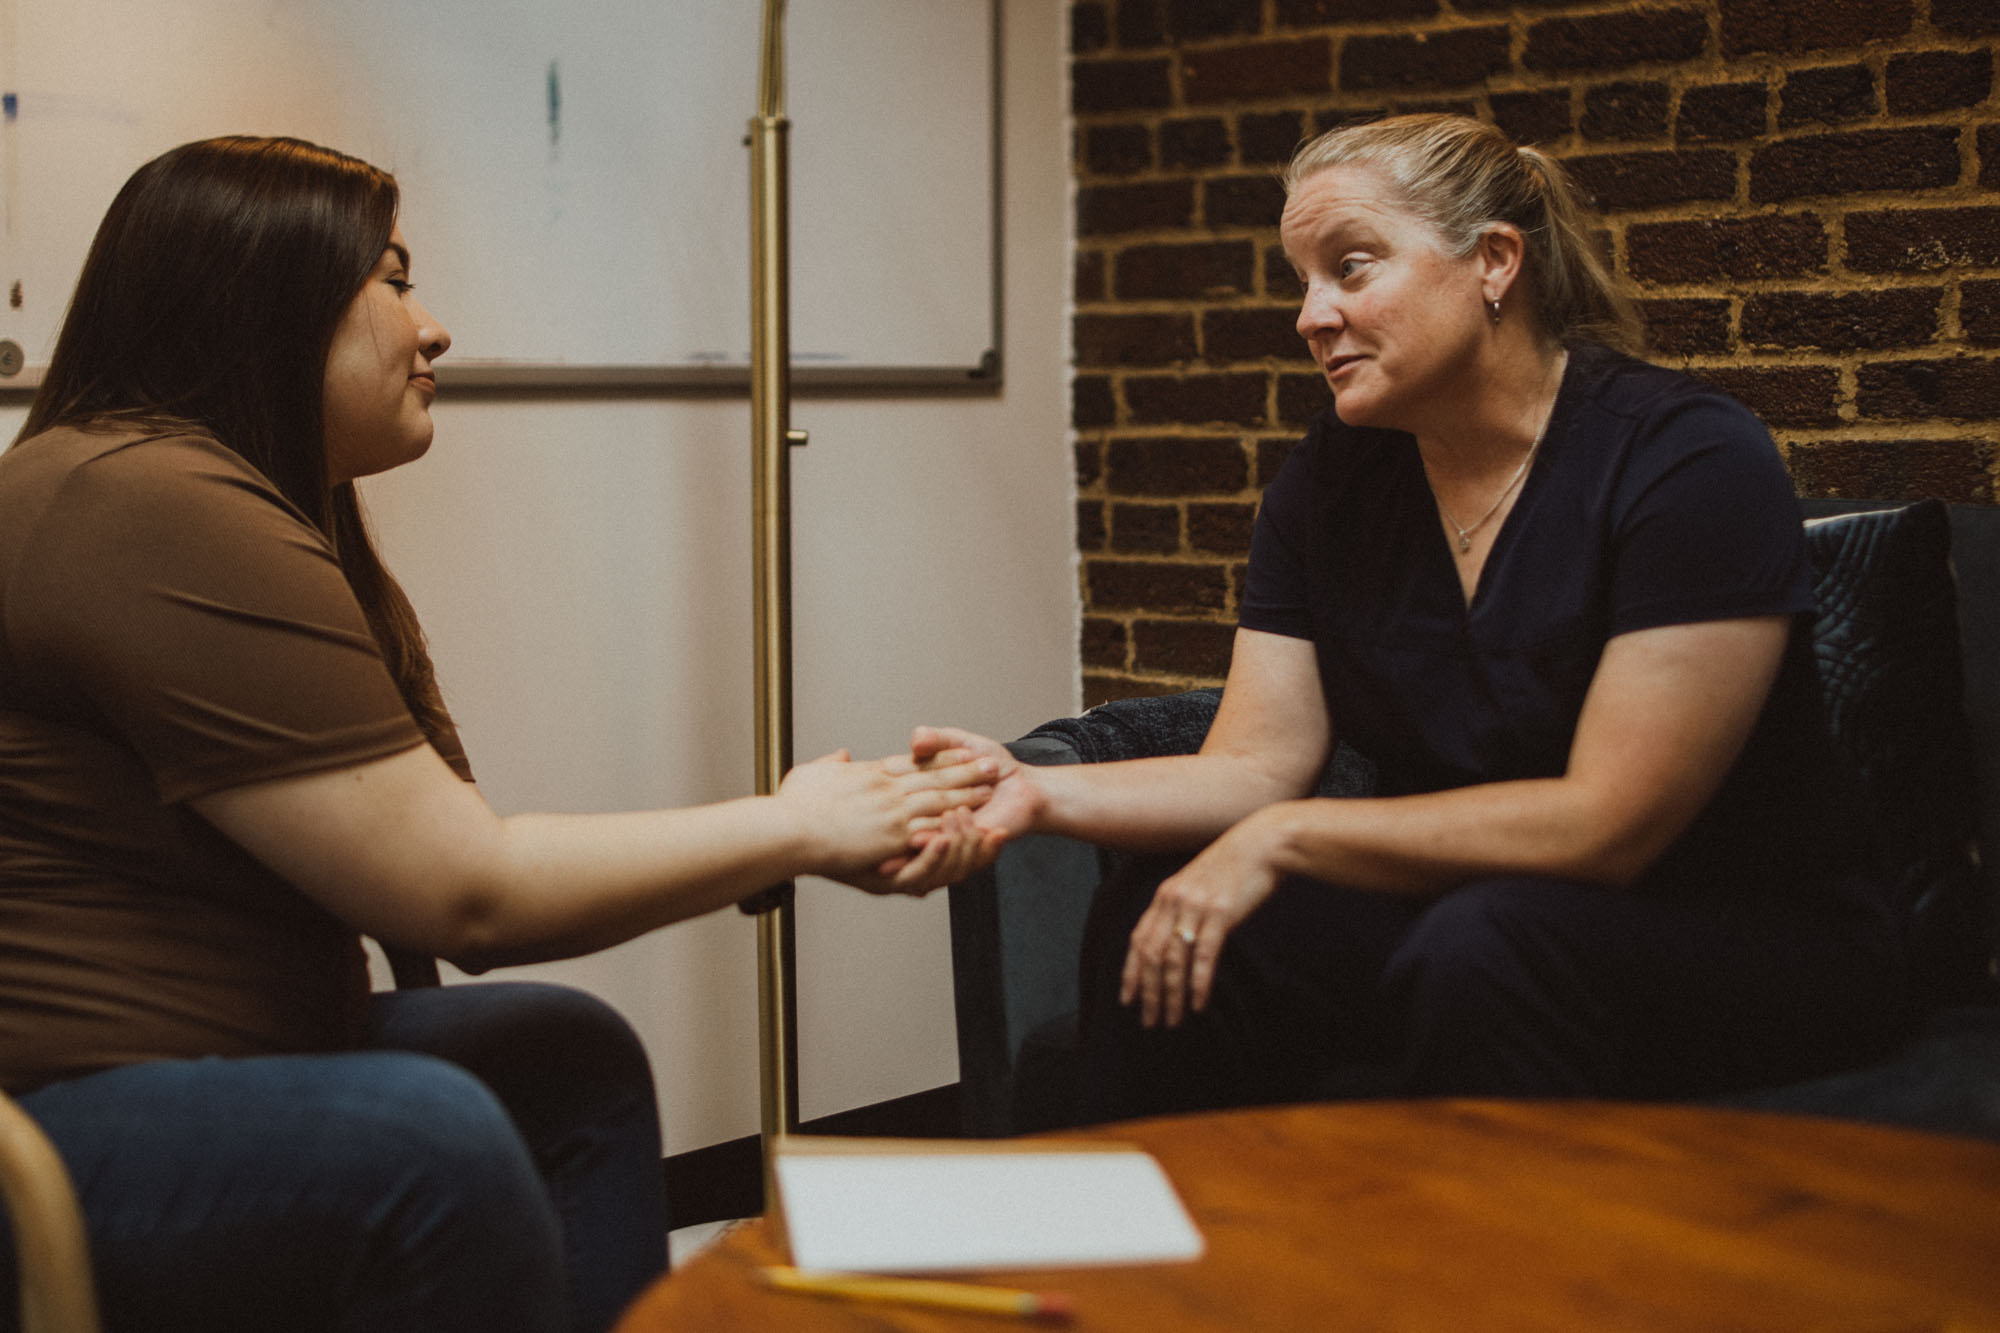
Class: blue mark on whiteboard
2,94,17,121
546,63,560,147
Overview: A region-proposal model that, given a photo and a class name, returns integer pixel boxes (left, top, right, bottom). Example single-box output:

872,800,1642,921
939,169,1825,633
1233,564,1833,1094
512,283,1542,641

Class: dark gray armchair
949,500,2000,1141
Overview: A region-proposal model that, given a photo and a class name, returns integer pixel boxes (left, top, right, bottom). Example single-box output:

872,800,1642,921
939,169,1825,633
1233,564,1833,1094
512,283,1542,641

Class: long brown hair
1285,114,1642,353
17,135,452,745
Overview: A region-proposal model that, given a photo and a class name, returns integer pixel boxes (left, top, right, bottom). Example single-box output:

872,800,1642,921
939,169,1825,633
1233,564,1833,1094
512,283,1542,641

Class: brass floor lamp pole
742,0,802,1163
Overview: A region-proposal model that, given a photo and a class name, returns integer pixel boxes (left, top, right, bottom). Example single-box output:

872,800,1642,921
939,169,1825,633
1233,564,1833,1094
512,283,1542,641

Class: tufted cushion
1804,500,1983,998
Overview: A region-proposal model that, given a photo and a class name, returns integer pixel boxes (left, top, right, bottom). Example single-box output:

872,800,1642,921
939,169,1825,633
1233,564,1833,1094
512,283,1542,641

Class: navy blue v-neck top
1242,343,1882,905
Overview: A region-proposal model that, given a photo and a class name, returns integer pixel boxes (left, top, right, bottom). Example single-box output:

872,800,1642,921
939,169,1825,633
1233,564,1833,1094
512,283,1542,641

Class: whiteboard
0,0,998,389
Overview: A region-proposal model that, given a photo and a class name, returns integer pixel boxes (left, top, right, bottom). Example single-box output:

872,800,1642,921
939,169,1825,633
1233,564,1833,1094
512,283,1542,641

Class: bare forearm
447,799,813,968
1032,752,1308,852
1251,778,1647,896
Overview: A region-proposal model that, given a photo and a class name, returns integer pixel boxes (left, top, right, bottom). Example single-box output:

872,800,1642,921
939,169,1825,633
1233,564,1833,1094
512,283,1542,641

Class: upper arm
1201,627,1331,799
1564,615,1791,883
192,743,507,955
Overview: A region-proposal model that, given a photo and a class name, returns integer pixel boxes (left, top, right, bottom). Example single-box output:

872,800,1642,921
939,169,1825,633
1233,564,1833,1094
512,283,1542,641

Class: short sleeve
1607,396,1813,637
1240,428,1318,642
7,436,428,803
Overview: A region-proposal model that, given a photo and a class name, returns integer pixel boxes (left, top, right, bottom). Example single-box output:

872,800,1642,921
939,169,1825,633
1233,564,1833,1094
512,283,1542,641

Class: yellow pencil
758,1266,1076,1321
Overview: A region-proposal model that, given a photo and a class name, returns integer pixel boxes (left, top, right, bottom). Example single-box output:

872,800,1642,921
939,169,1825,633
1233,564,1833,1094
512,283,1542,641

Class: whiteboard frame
0,0,1003,402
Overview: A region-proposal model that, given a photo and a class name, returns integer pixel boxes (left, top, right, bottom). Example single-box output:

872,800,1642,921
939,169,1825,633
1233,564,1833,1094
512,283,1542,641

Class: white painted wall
0,0,1076,1154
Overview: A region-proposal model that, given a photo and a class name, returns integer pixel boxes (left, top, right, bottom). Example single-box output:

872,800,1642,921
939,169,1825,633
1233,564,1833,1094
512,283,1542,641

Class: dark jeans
1078,856,1910,1124
3,981,667,1333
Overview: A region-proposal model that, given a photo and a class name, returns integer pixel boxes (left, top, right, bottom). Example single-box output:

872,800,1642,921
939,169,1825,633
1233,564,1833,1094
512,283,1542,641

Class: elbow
1558,819,1679,890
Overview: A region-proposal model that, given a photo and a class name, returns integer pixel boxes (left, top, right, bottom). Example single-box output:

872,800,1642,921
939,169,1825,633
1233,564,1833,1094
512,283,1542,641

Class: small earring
1486,298,1502,325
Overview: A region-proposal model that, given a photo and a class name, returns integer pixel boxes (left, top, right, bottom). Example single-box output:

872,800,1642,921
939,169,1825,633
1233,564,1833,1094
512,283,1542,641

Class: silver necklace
1430,355,1567,556
1433,436,1539,555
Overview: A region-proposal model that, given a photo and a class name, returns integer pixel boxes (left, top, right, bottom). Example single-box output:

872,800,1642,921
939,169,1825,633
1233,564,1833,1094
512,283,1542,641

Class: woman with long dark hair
0,136,994,1331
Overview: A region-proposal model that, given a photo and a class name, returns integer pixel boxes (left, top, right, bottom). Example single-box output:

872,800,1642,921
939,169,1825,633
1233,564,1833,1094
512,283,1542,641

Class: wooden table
615,1099,2000,1331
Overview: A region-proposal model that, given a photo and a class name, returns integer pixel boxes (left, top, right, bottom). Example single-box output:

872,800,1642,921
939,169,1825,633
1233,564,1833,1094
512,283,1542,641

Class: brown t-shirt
0,424,465,1091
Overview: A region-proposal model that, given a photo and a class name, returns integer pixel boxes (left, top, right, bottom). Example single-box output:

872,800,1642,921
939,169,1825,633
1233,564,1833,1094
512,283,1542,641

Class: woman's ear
1476,223,1527,309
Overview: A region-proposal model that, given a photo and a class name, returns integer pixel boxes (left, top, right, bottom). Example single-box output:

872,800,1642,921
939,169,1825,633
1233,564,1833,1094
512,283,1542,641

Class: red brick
1740,289,1942,351
1695,366,1843,426
1264,244,1301,297
1081,615,1128,669
1075,249,1107,302
1204,307,1304,363
1640,298,1734,355
1085,559,1231,613
1886,50,1994,117
1240,111,1309,166
1183,39,1334,105
1677,82,1770,143
1078,499,1107,552
1628,215,1828,282
1107,436,1252,495
1963,280,2000,346
1074,376,1115,431
1075,312,1199,368
1778,64,1877,128
1857,358,2000,420
1075,439,1104,489
1563,149,1737,210
1845,208,2000,272
1720,0,1915,57
1163,0,1265,43
1278,372,1333,426
1490,90,1573,146
1111,501,1182,553
1205,174,1288,228
1340,28,1511,92
1188,501,1260,554
1073,57,1173,113
1933,0,2000,36
1134,618,1237,676
1279,0,1440,22
1079,181,1196,236
1082,123,1154,176
1125,372,1269,427
1117,0,1167,50
1750,128,1961,203
1115,241,1257,300
1524,9,1708,73
1161,117,1232,169
1581,82,1672,142
1786,438,1997,502
1313,106,1395,136
1257,436,1299,486
1073,3,1110,55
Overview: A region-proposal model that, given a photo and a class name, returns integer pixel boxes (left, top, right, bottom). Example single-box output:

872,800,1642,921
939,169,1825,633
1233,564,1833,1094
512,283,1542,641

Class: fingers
1120,883,1222,1030
877,745,977,777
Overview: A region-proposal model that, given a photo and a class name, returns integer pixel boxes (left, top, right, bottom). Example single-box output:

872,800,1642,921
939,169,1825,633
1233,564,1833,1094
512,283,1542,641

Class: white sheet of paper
774,1148,1206,1273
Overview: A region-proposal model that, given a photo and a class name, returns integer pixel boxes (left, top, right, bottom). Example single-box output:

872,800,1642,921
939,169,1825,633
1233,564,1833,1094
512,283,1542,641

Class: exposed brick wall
1068,0,2000,706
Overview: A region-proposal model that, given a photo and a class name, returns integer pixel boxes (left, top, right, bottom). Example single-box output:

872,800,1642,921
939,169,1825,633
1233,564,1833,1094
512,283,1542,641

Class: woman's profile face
1280,164,1489,434
322,226,451,484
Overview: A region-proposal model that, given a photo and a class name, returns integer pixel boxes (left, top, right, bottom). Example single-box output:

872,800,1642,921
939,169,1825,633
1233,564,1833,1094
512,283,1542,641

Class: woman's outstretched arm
910,628,1334,855
192,744,996,972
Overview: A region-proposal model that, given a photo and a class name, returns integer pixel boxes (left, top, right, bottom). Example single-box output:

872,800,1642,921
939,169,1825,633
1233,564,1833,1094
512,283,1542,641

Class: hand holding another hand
776,744,1000,896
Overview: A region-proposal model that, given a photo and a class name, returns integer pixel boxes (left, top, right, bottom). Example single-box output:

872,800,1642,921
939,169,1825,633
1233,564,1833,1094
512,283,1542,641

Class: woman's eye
386,278,415,295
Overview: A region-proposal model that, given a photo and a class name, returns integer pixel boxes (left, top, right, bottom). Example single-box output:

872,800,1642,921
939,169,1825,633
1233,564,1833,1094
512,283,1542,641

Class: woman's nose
417,301,451,360
1296,282,1342,341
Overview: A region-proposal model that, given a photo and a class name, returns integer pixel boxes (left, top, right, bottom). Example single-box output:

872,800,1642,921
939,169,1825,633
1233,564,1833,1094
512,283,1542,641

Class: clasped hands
774,727,1017,898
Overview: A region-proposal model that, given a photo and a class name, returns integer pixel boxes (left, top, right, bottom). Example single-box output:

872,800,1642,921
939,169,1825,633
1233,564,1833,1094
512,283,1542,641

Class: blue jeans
1,981,667,1333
